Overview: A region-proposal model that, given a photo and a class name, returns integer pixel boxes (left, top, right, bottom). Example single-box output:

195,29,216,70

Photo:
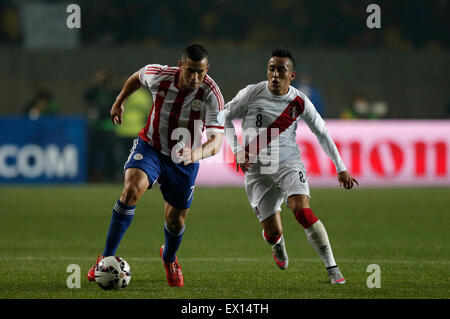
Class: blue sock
102,200,135,256
163,222,185,263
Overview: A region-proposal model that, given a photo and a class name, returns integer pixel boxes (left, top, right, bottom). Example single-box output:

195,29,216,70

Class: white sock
304,220,337,268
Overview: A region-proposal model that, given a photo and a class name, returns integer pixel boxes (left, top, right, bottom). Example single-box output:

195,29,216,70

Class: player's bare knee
120,184,143,206
287,194,310,212
165,215,186,233
165,208,188,233
166,220,183,234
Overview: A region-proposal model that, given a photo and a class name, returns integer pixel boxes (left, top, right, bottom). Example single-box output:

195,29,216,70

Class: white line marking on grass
2,256,449,265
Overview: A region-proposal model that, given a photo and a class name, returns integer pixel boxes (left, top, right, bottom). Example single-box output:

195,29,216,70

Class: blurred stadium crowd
1,0,449,49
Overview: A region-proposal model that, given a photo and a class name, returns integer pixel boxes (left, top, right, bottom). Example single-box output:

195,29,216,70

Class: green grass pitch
0,185,448,299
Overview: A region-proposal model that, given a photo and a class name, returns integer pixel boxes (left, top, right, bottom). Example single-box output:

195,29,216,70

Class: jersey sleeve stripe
145,67,162,73
146,71,177,76
203,77,221,100
145,66,178,75
160,71,178,75
146,66,162,70
203,76,224,110
144,71,178,79
205,125,224,129
145,70,163,74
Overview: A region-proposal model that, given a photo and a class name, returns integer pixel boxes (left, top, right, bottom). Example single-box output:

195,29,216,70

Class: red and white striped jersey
224,81,346,172
138,64,224,156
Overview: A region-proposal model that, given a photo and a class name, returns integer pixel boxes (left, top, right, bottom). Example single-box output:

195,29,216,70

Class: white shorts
244,163,310,222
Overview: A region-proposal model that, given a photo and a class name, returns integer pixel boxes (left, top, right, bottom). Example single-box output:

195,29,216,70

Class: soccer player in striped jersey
87,44,224,287
224,48,358,284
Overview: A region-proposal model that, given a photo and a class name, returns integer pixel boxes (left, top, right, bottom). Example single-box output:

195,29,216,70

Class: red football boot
87,255,104,282
160,246,184,287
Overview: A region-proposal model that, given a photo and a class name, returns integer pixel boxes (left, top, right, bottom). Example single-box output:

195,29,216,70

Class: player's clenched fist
110,103,124,125
235,150,254,173
178,147,194,166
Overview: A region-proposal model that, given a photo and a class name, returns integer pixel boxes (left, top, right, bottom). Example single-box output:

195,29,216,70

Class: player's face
178,57,209,91
267,57,296,96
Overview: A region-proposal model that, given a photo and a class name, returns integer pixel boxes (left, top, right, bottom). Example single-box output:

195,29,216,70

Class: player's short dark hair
182,44,208,62
271,47,296,69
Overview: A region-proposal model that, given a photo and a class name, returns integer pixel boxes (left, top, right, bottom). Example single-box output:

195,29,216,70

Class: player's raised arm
110,70,142,125
300,95,359,189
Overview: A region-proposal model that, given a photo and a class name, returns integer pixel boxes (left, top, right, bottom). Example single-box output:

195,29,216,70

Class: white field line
1,256,449,265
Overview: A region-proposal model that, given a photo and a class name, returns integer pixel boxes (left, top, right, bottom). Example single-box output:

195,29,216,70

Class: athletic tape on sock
263,230,282,245
294,208,318,229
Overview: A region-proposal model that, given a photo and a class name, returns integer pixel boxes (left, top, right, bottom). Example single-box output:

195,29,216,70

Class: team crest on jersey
157,90,166,98
133,153,143,160
189,99,202,111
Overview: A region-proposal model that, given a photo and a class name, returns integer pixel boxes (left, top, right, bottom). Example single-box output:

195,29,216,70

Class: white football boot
327,266,346,284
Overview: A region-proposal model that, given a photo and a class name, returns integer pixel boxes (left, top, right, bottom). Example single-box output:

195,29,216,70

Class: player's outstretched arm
180,132,223,165
337,171,359,190
110,70,142,125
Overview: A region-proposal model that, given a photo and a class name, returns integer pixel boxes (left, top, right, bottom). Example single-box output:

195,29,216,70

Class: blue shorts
124,138,199,209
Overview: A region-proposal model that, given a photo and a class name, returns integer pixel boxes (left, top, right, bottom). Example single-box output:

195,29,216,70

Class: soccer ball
94,256,131,290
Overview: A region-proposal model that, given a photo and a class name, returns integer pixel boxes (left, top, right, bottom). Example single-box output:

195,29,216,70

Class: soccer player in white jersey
87,44,225,287
224,48,358,284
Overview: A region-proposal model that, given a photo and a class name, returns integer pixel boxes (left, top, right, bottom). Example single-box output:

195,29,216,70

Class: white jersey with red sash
138,64,224,156
224,81,346,172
